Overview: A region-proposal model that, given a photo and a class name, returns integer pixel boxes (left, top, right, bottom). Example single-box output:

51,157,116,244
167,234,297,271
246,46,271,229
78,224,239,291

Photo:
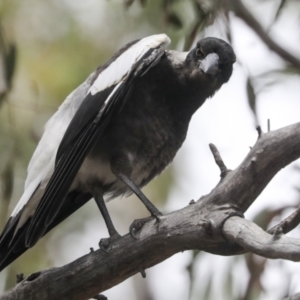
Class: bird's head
186,37,236,91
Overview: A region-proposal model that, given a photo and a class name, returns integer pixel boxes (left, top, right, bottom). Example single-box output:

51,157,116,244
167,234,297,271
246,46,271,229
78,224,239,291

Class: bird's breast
72,104,187,198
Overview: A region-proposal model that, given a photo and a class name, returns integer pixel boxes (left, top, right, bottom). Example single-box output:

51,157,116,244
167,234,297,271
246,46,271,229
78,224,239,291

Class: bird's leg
117,173,162,218
116,173,162,239
93,189,121,252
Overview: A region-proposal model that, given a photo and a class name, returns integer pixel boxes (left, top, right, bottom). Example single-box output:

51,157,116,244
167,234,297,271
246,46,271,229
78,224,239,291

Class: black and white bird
0,34,235,271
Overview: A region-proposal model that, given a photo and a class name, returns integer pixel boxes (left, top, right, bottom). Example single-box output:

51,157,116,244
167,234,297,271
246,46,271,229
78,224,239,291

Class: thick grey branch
223,217,300,261
1,122,300,300
206,122,300,212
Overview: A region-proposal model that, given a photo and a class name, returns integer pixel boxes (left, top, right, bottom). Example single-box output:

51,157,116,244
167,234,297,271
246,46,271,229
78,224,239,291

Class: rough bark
1,122,300,300
223,217,300,260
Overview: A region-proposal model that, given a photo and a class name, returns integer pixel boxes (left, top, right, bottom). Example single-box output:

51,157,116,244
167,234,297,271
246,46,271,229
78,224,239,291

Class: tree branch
223,216,300,261
1,122,300,300
230,0,300,71
268,205,300,235
209,143,230,178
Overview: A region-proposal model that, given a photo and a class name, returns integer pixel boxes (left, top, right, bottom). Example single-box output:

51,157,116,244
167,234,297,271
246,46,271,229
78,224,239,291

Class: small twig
267,119,271,132
268,205,300,235
256,125,262,138
16,273,24,284
139,268,146,278
209,143,229,178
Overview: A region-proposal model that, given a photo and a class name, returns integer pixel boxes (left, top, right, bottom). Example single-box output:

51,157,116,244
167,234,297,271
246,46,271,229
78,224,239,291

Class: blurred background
0,0,300,299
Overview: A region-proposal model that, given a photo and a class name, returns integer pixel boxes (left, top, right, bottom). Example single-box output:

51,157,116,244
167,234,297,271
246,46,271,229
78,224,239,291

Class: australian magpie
0,34,235,271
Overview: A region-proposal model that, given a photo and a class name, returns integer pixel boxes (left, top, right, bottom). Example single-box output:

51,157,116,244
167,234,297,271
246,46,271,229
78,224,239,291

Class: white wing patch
10,33,171,218
11,76,94,217
89,34,170,95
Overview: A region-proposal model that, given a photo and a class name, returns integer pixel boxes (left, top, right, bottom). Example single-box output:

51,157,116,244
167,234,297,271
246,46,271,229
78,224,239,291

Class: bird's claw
130,212,163,239
153,212,162,222
99,234,121,253
130,218,149,240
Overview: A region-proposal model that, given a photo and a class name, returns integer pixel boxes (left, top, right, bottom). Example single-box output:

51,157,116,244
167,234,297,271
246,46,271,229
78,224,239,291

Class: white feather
11,75,94,217
89,34,170,95
10,33,171,218
166,50,188,66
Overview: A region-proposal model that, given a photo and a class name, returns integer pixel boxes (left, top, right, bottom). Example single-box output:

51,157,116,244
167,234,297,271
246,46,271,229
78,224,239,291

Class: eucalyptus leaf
246,76,257,118
166,11,183,29
274,0,287,23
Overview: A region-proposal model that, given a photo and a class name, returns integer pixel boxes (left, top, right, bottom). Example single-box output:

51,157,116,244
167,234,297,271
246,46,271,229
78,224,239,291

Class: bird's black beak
199,53,219,76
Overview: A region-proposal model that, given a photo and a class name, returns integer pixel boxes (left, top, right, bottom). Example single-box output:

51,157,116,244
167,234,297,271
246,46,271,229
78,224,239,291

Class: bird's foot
130,212,163,239
99,233,121,253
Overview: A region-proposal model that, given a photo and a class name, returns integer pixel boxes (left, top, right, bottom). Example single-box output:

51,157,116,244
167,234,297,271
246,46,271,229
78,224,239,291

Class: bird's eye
196,48,204,58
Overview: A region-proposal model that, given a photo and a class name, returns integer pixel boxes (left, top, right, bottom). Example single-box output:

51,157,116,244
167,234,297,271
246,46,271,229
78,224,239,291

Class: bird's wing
1,34,170,253
11,75,96,220
0,76,95,271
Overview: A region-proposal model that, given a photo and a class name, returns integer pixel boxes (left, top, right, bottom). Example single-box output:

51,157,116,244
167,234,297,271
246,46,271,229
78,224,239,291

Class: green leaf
5,43,16,89
186,250,201,299
139,0,147,6
124,0,135,8
1,161,14,202
162,0,176,10
246,76,257,118
274,0,287,23
166,11,183,29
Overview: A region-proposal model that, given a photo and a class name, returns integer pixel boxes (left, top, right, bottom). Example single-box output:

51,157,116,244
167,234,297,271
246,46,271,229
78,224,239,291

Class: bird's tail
0,191,91,272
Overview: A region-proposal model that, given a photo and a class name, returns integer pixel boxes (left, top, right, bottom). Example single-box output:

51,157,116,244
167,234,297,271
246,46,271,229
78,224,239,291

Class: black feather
0,191,91,272
25,46,162,247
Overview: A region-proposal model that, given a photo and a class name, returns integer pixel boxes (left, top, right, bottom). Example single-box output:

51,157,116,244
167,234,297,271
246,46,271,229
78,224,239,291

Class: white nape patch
89,34,171,96
166,50,188,66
